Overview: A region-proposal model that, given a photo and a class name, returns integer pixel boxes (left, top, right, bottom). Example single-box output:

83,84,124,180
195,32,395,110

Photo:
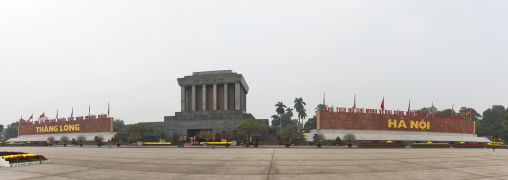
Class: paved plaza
1,146,508,180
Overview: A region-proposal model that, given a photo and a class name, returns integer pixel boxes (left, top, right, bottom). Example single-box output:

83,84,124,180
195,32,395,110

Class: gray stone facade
146,70,270,140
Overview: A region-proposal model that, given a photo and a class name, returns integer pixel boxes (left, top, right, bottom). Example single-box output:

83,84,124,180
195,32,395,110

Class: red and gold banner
317,111,475,134
18,118,113,136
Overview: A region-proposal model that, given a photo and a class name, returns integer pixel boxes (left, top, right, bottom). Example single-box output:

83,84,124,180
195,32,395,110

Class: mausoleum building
146,70,270,140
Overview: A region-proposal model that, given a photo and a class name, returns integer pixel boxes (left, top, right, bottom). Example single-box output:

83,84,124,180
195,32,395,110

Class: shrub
60,136,69,144
47,136,55,143
94,135,104,145
198,130,214,142
77,135,86,144
281,131,295,142
113,133,125,142
335,136,342,146
172,132,181,142
313,134,325,142
221,132,235,142
128,133,142,143
343,133,356,145
71,138,77,145
159,132,165,140
215,132,221,141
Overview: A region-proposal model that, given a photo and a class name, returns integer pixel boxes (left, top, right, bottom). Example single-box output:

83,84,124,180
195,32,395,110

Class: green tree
415,106,438,114
126,123,154,141
502,113,508,141
275,101,286,135
0,124,3,133
271,115,280,127
435,109,456,116
234,119,267,136
294,97,307,130
286,108,294,118
477,105,507,140
114,119,126,132
275,102,286,116
298,109,307,130
303,115,317,132
5,120,23,139
457,107,482,121
315,104,327,112
272,114,298,128
283,123,298,135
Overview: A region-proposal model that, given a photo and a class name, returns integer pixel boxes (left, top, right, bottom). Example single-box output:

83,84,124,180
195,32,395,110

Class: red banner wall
317,111,475,134
18,118,113,136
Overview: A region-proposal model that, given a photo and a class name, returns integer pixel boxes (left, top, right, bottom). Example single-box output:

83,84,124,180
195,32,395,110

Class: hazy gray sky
1,1,507,126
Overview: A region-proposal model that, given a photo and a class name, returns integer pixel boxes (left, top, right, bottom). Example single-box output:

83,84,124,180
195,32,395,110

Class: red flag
380,97,384,111
466,108,471,119
28,114,33,122
56,109,58,119
40,112,45,118
431,102,433,115
71,107,73,118
108,102,110,117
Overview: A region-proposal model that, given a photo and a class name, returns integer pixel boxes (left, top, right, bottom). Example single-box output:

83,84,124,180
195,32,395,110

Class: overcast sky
1,1,507,126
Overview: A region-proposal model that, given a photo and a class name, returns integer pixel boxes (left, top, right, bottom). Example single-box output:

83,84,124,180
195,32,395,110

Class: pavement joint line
266,148,275,180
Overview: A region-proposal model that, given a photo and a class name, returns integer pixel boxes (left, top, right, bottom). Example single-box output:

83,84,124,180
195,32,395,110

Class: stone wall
146,111,270,140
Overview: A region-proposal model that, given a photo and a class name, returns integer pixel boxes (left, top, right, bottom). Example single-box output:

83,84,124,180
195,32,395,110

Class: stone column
181,86,186,112
191,85,196,111
235,83,240,110
202,85,207,111
224,84,228,110
213,84,217,110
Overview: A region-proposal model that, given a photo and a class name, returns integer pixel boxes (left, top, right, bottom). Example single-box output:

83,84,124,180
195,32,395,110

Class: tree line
271,97,308,140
